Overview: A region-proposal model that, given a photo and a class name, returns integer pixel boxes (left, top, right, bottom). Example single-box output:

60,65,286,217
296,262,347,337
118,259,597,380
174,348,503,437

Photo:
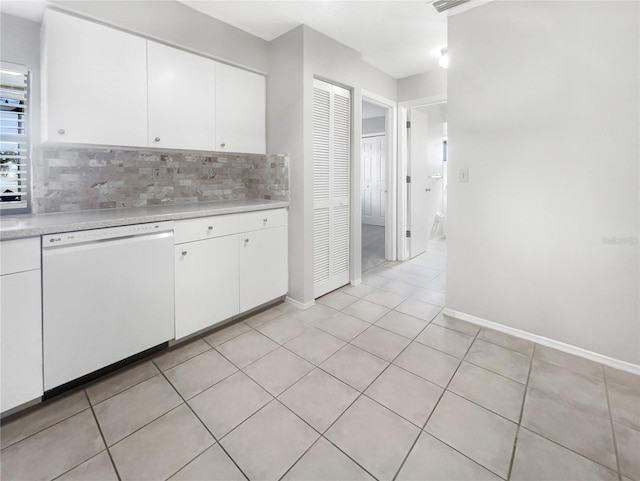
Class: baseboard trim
351,278,362,286
443,308,640,375
285,296,315,310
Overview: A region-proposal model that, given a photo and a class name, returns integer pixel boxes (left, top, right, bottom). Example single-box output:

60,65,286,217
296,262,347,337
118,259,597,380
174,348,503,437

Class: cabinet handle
57,129,65,135
220,142,226,148
182,251,188,256
154,137,161,142
208,226,213,231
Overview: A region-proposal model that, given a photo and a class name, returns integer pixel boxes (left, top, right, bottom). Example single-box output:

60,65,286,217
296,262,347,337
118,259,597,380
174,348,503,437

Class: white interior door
408,109,430,258
362,136,386,226
313,79,351,298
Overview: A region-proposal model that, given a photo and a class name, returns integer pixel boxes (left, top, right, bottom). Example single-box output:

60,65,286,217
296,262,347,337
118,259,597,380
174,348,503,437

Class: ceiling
0,0,449,79
178,1,448,78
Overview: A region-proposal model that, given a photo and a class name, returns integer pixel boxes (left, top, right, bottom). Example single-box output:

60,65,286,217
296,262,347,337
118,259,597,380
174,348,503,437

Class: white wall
447,1,639,364
398,69,447,102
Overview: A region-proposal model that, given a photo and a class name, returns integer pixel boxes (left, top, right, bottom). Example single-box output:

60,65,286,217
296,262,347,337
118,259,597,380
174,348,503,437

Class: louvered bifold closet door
313,79,351,298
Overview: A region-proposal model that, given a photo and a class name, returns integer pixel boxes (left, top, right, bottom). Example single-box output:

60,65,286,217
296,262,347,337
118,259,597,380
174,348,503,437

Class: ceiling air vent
432,0,472,13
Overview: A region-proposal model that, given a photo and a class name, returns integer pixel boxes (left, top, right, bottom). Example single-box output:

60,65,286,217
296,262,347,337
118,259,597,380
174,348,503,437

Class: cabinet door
175,236,239,339
239,226,288,312
42,10,147,146
1,270,43,412
215,63,266,154
147,42,216,151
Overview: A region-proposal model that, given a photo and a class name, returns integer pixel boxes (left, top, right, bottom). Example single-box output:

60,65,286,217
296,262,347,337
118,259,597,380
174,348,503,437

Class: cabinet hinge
406,120,411,128
406,176,411,183
406,230,411,238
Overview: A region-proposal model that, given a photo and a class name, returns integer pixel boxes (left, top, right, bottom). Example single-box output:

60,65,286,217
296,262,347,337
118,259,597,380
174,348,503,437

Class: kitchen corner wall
33,147,289,213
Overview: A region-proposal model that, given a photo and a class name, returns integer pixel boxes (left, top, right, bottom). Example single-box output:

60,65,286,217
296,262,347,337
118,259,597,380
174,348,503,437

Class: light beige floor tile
255,314,311,344
529,358,608,416
425,391,517,478
56,451,118,481
221,400,319,481
477,328,534,356
351,325,411,362
279,368,358,432
0,409,104,481
189,371,271,438
410,287,446,307
395,298,441,322
394,263,441,280
394,342,460,387
615,422,640,480
395,272,438,288
109,404,214,481
365,364,442,427
343,299,390,323
362,273,394,289
153,339,212,372
510,428,618,481
608,380,640,430
169,444,246,481
314,312,371,342
244,347,314,396
397,432,501,481
93,374,183,445
534,345,603,380
339,282,378,298
203,321,252,347
415,324,473,358
165,349,237,399
320,344,389,391
373,279,419,297
466,339,530,383
605,366,640,393
1,390,89,449
375,310,429,339
448,362,525,422
363,289,408,309
325,395,420,481
317,290,359,310
274,301,302,315
425,274,446,293
521,387,617,469
242,307,282,328
432,313,480,337
215,330,279,368
282,437,375,481
86,361,159,405
284,328,346,365
291,303,338,324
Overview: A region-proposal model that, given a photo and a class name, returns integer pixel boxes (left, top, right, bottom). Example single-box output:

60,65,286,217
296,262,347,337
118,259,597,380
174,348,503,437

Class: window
1,62,30,214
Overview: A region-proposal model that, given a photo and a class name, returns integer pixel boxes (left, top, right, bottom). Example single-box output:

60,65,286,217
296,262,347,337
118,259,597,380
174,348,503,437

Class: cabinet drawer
1,237,41,275
174,208,288,244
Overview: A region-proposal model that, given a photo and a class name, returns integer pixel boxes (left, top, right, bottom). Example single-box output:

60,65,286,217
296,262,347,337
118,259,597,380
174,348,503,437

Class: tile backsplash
33,146,289,213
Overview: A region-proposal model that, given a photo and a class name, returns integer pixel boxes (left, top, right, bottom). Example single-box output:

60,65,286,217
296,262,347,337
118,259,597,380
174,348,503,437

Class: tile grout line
505,342,536,481
602,366,624,481
84,389,122,481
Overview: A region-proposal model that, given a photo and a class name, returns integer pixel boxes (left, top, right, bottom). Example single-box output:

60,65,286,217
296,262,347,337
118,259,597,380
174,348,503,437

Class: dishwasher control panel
43,221,174,247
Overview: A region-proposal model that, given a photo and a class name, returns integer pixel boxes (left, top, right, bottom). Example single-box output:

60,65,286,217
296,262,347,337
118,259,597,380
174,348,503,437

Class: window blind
1,62,30,213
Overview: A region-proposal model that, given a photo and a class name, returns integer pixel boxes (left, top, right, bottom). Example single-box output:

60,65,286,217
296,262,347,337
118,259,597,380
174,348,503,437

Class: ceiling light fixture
439,48,449,69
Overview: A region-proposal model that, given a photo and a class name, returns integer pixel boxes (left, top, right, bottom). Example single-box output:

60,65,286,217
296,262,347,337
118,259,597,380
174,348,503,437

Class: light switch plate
459,168,469,182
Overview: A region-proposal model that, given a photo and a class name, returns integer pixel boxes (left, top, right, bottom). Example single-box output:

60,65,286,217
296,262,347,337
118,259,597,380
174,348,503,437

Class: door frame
361,90,398,264
397,94,447,261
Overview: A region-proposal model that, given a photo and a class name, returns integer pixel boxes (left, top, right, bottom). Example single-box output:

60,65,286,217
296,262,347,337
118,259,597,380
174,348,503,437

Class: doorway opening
399,98,448,261
360,98,393,272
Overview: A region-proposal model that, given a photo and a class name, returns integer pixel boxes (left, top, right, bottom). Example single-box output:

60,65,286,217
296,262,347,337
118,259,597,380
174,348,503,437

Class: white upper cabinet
215,62,266,154
41,9,148,147
147,42,216,151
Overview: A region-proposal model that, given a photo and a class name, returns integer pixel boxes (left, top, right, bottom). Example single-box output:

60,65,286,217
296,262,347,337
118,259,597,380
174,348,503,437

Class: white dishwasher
42,222,175,392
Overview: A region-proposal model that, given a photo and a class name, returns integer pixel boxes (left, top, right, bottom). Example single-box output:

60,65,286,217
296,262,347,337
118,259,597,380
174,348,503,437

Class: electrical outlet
459,168,469,182
153,168,162,182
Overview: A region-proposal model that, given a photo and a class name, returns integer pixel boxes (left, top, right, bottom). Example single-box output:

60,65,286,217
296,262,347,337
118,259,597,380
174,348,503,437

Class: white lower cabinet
1,238,43,413
239,226,288,312
174,209,288,340
174,236,239,339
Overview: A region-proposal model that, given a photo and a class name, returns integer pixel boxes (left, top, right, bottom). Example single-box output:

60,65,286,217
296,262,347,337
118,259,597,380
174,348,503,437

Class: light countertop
0,199,289,240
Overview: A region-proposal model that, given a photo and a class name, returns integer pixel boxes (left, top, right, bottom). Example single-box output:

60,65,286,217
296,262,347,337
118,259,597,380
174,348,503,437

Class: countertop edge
0,201,289,241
